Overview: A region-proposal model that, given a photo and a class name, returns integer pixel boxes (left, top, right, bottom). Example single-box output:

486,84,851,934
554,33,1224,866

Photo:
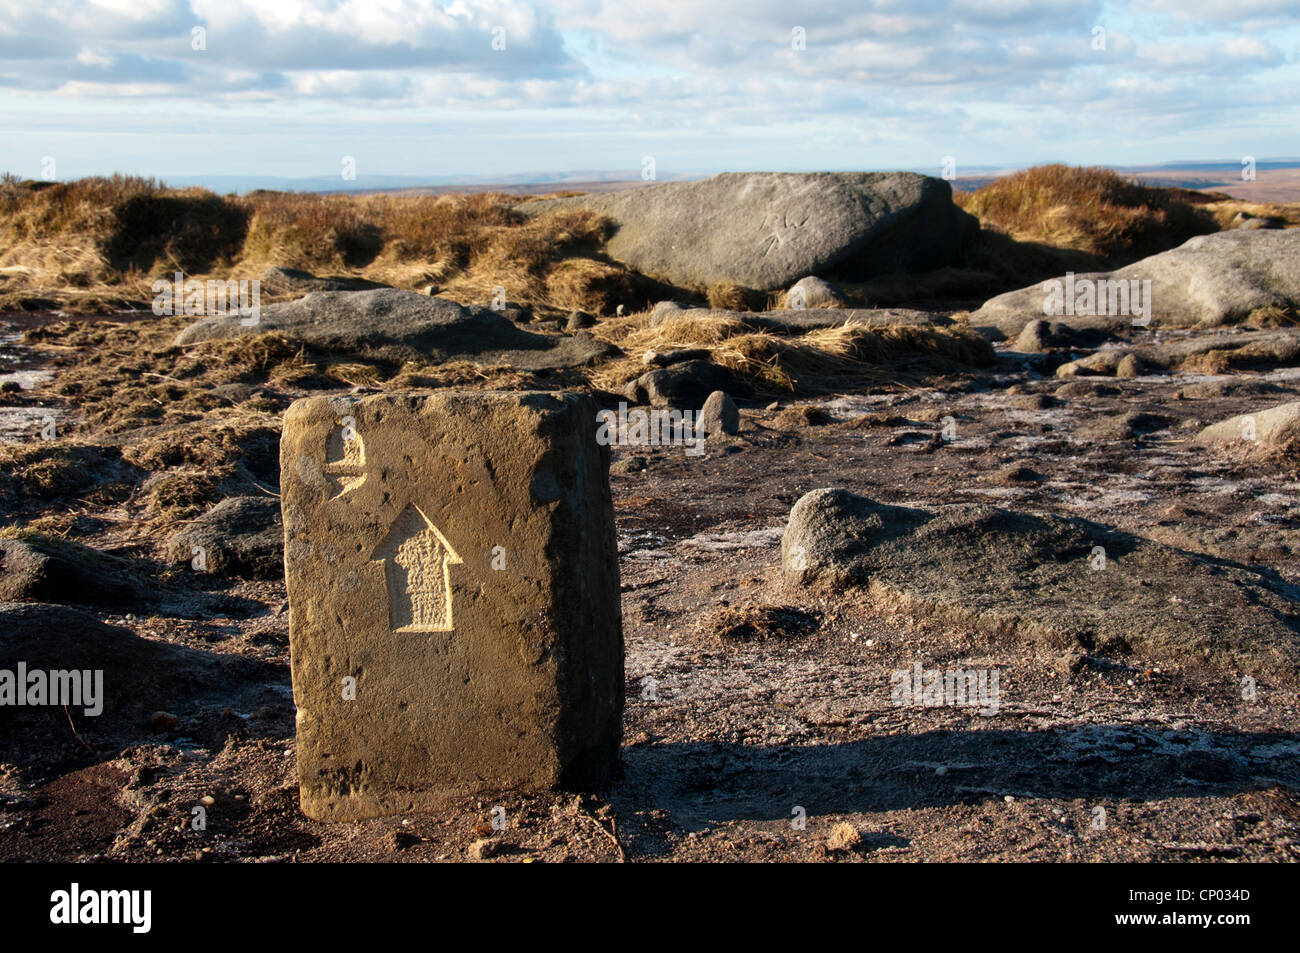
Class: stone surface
623,360,750,409
0,536,153,607
280,390,623,820
781,488,1300,681
971,229,1300,339
164,496,284,579
1055,329,1300,378
174,289,615,370
783,275,850,309
522,172,977,291
698,390,740,436
1012,318,1103,352
1196,401,1300,451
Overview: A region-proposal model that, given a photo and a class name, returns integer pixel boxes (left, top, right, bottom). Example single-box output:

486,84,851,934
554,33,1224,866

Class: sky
1,0,1298,185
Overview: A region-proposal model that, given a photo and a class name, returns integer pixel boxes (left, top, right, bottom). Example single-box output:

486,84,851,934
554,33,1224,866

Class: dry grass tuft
706,281,768,312
591,310,994,395
956,164,1219,262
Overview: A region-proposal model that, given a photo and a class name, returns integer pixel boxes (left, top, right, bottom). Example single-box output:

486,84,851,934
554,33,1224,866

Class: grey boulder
971,229,1300,339
522,172,977,291
174,289,615,370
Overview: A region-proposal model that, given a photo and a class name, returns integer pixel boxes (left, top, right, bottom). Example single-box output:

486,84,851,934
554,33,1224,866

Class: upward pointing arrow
371,503,463,632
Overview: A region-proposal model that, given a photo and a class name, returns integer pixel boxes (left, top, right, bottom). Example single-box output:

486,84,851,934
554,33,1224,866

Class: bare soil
1,315,1299,863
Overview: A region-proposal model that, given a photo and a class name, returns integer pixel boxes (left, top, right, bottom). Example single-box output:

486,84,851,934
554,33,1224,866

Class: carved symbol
323,419,365,498
371,504,463,632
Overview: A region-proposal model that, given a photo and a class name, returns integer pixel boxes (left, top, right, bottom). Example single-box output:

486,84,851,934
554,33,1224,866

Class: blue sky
1,0,1298,184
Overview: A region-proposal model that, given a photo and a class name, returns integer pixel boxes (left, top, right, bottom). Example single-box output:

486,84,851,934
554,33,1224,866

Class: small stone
698,390,739,436
1115,354,1143,378
200,795,216,806
468,838,501,861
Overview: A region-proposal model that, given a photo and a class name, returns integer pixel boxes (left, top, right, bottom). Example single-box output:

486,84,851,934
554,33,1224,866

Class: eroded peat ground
2,320,1298,863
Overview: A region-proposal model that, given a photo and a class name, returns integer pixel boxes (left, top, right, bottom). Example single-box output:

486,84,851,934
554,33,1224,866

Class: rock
565,310,595,332
624,360,750,409
521,172,978,291
164,496,284,579
0,536,154,608
783,275,850,309
1057,329,1300,378
697,391,739,436
970,230,1300,339
1115,353,1143,378
259,266,385,296
1196,401,1300,452
780,488,1300,681
468,838,501,861
280,391,623,821
173,289,615,370
1011,318,1100,352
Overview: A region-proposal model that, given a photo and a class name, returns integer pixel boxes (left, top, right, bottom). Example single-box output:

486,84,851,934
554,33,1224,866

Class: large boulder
781,488,1300,682
522,172,977,291
971,229,1300,340
173,289,616,370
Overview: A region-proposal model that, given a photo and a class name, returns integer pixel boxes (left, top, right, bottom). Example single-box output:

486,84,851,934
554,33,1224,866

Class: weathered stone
1011,318,1099,352
623,360,750,409
280,390,623,821
1196,401,1300,452
698,390,740,436
1056,329,1300,378
164,496,283,579
781,488,1300,682
1114,353,1143,378
522,172,977,291
783,275,850,309
174,289,613,370
971,230,1300,339
0,536,154,607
